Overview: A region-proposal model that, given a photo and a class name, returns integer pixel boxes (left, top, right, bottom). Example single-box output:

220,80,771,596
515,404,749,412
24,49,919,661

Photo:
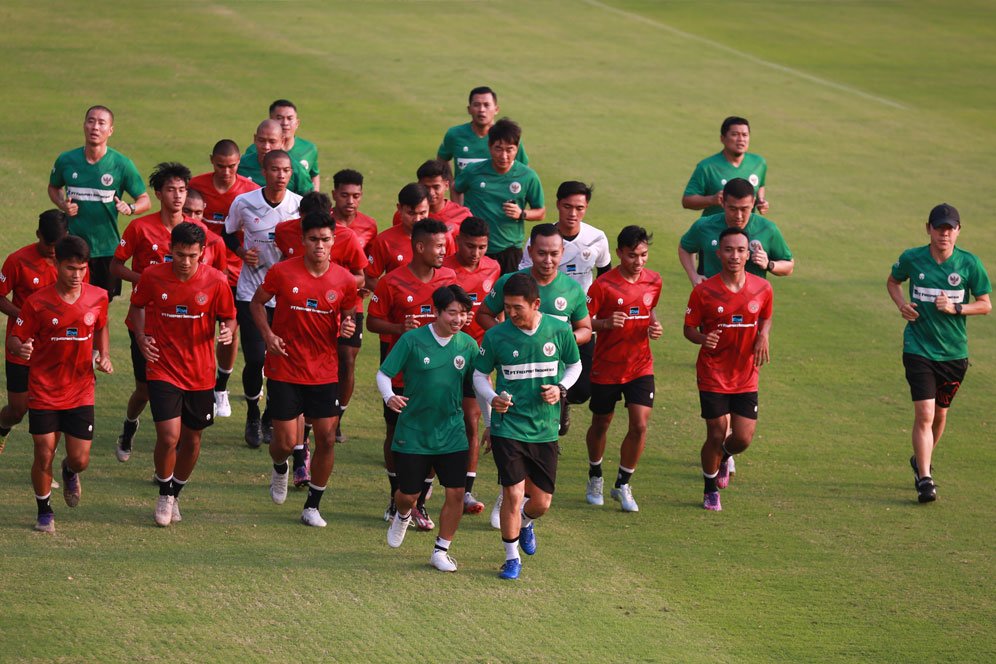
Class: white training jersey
520,222,612,293
225,188,302,302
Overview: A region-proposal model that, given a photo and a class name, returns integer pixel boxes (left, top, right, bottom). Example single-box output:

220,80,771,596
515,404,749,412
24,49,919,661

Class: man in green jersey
887,203,991,503
679,178,793,286
48,105,151,298
474,273,582,580
379,285,478,572
682,116,768,217
453,118,545,274
238,119,314,196
242,100,320,190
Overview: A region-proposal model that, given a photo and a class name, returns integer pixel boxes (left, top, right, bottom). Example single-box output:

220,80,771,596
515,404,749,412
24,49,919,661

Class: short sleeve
684,287,703,328
260,262,284,297
49,154,66,188
379,334,410,379
131,271,154,308
569,287,588,323
586,280,603,318
115,221,139,261
483,274,507,314
96,291,109,329
969,255,992,297
437,129,454,161
121,158,147,199
215,275,237,320
683,163,707,197
367,279,392,320
0,254,18,297
767,226,793,261
760,283,774,319
679,220,703,253
890,251,910,282
224,199,244,234
526,172,544,209
12,298,38,340
595,233,612,268
452,168,469,194
474,330,496,374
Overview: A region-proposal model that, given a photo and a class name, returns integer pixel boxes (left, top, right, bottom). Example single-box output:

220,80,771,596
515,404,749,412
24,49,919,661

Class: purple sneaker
716,458,732,490
62,460,81,508
293,464,311,488
34,512,55,533
703,491,722,511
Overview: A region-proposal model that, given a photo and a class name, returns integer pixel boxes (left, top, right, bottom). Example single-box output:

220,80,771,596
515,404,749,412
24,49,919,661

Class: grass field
1,1,995,661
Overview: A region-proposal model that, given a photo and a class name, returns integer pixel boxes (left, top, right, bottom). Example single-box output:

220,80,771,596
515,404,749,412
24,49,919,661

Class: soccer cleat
498,558,522,580
270,468,289,505
430,549,458,572
519,523,537,555
155,495,174,527
558,395,570,436
611,483,640,512
214,390,232,418
910,456,935,489
916,477,937,503
261,420,273,446
301,507,327,527
171,497,182,523
116,418,139,462
413,504,435,531
586,476,604,506
384,499,397,522
463,491,485,514
717,457,733,490
293,464,311,489
387,511,410,548
244,417,263,449
490,492,503,529
34,512,55,533
703,491,722,511
62,460,81,508
115,440,132,463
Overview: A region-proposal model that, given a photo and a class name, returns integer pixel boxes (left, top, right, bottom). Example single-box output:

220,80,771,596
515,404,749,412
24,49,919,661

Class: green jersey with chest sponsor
437,122,529,178
237,151,314,196
49,147,146,258
684,151,767,217
381,326,478,455
244,136,319,180
679,212,792,279
484,269,588,325
891,245,991,361
453,160,544,253
475,314,580,443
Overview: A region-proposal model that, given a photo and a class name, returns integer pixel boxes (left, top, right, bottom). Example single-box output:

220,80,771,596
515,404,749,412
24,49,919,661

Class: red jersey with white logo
341,211,379,255
274,219,369,274
442,254,501,344
587,267,663,384
1,244,60,366
365,226,456,279
392,200,471,233
261,257,358,385
684,273,773,394
131,263,236,391
13,284,108,409
189,172,260,287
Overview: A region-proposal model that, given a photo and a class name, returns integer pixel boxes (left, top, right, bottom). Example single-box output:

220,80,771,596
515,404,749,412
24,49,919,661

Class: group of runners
2,88,989,578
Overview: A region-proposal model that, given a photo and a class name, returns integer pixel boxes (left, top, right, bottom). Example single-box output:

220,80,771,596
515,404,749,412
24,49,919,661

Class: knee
526,494,552,516
627,420,649,438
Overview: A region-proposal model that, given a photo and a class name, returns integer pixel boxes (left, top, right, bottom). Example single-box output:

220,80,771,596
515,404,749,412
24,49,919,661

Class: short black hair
212,139,240,157
433,284,473,312
398,183,429,207
85,105,114,123
38,210,69,244
718,226,750,244
333,169,364,189
411,218,449,247
55,235,90,263
488,118,521,146
149,162,191,192
171,221,206,249
503,272,539,302
530,223,561,243
722,177,756,200
300,191,332,217
469,86,497,104
416,159,453,183
301,210,336,235
263,149,292,169
184,188,204,204
556,181,593,202
617,225,652,250
269,99,297,114
458,216,489,238
721,116,750,136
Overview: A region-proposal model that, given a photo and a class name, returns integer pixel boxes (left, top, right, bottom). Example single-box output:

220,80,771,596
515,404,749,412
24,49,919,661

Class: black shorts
380,340,402,425
491,435,558,494
699,391,758,420
589,375,655,415
339,312,364,349
268,379,340,421
488,246,524,276
394,450,469,494
129,330,147,383
566,339,594,405
903,353,969,408
29,405,95,439
5,360,29,393
148,380,215,431
88,256,122,299
462,372,476,399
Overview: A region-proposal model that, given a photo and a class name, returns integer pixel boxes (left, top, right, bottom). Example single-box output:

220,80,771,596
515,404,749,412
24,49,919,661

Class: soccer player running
682,116,769,217
251,211,357,526
241,99,321,190
237,119,314,196
368,219,456,529
886,203,991,503
391,160,471,237
473,273,582,580
0,211,70,456
584,226,663,512
683,228,773,512
379,285,479,572
128,223,235,526
9,236,112,533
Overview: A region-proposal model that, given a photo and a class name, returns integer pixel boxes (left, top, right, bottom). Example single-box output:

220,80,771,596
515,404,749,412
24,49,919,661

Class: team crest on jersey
176,305,188,315
196,293,208,305
326,290,338,303
406,295,414,303
643,293,654,306
582,250,591,260
32,277,40,285
300,159,310,170
717,306,724,314
509,182,522,194
542,342,556,357
948,273,962,287
483,279,493,292
554,297,567,311
617,298,624,305
84,312,96,326
748,301,760,313
629,306,640,316
454,356,466,370
749,240,763,253
749,174,760,187
101,173,114,186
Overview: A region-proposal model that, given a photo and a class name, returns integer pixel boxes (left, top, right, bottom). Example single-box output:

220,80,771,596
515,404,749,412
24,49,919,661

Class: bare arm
48,185,78,216
250,286,287,357
572,314,593,346
887,274,919,321
681,192,721,211
0,296,19,319
678,246,705,286
110,256,142,285
366,314,411,337
476,301,501,331
754,317,772,367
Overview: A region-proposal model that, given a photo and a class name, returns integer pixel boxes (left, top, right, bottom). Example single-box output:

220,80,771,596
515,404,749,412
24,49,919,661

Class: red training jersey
274,219,369,274
392,200,471,233
261,257,358,385
1,244,60,366
442,254,501,344
13,284,108,410
684,273,773,394
341,211,378,255
365,225,455,279
587,267,663,384
189,172,260,287
131,263,236,391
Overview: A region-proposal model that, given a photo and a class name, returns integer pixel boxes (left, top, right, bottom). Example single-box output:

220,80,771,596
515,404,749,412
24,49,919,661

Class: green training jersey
684,151,767,216
475,314,580,443
244,136,320,180
484,269,588,324
679,213,792,279
891,245,991,361
237,152,314,196
49,147,146,258
453,160,544,253
381,326,478,455
437,122,529,178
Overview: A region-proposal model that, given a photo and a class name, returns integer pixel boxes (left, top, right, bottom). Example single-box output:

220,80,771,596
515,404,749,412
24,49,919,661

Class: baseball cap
928,203,960,228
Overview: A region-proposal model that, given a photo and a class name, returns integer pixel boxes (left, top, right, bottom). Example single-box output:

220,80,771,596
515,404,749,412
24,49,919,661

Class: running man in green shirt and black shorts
474,272,582,581
887,203,991,504
242,99,320,190
682,116,768,217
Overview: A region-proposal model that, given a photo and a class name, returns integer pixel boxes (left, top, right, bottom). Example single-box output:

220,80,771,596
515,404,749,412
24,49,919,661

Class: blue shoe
498,558,522,580
519,523,537,555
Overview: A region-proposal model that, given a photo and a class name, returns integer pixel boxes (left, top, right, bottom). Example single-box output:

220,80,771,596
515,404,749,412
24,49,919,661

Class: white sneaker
214,390,232,418
586,476,604,505
728,455,736,477
430,548,458,572
115,441,132,463
171,496,182,523
490,492,503,530
301,507,327,527
155,495,174,527
270,469,288,505
387,511,411,548
610,483,640,512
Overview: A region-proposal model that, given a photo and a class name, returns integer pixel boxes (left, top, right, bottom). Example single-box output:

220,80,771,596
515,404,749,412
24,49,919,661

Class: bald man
237,120,314,195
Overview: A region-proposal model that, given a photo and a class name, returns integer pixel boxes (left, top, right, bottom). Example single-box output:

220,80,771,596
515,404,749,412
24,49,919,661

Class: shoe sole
34,521,55,533
463,503,485,515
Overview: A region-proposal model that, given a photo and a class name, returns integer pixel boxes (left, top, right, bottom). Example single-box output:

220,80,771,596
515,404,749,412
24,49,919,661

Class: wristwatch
557,384,568,400
955,303,963,315
766,260,775,272
128,203,136,215
519,209,527,222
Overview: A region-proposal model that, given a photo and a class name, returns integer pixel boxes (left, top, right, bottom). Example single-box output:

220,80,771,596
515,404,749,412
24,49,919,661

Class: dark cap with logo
928,203,960,228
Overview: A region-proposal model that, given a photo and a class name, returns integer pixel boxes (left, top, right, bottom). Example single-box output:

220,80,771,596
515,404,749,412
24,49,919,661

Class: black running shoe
910,456,934,489
916,477,937,503
245,417,263,449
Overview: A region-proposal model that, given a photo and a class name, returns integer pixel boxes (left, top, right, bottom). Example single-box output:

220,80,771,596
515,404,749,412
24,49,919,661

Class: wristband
955,303,963,315
519,209,527,222
557,384,568,400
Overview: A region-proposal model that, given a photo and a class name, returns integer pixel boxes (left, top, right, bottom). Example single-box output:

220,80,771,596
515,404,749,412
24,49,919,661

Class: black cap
928,203,960,228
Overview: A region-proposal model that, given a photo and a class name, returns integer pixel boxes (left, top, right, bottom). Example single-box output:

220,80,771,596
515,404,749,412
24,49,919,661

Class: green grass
1,1,995,661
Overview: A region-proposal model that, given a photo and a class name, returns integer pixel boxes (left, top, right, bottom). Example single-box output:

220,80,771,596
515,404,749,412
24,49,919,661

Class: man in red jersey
189,139,261,419
10,236,112,533
442,216,501,514
251,211,358,527
368,218,455,529
366,184,437,290
684,227,773,512
391,160,471,236
128,223,235,526
179,188,228,274
0,211,71,455
583,226,663,512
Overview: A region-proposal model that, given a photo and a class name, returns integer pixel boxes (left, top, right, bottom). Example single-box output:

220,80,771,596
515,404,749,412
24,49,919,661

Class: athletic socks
465,472,476,494
246,397,261,420
156,474,173,497
703,470,719,494
172,478,187,498
35,493,53,516
304,483,325,509
417,478,432,507
302,424,312,443
615,465,634,488
520,507,535,529
502,537,521,561
273,461,289,475
434,537,451,553
214,367,232,392
589,458,603,478
387,471,399,496
292,445,306,469
120,417,139,447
